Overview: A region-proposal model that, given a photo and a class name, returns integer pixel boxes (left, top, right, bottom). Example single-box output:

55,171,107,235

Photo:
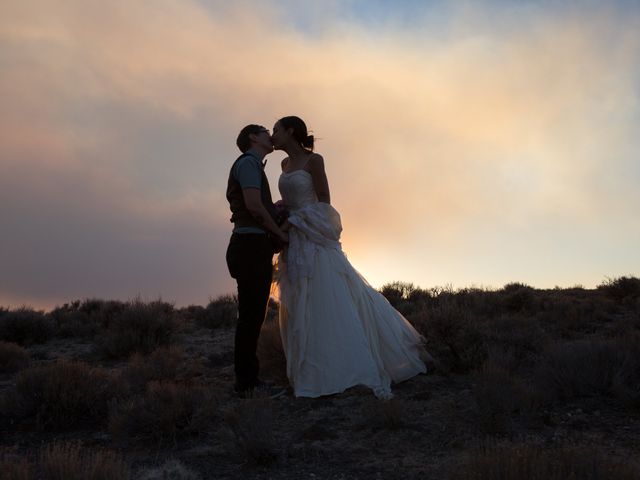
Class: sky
1,0,639,310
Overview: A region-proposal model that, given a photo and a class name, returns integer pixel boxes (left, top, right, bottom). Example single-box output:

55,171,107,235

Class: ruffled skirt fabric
276,203,426,399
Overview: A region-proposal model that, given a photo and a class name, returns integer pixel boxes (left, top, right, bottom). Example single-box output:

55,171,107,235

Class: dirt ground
3,312,640,479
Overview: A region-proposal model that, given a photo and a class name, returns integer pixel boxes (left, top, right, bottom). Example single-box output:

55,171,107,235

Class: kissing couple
226,115,427,399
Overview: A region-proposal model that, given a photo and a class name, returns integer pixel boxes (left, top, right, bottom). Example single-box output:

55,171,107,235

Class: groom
225,124,288,398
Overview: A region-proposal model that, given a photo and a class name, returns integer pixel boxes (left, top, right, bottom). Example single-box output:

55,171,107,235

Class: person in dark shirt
225,124,288,398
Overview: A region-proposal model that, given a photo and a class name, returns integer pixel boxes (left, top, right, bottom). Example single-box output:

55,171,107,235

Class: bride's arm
309,153,331,204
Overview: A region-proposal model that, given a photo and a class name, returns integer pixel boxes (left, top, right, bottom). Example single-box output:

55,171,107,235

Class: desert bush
0,341,30,373
123,345,194,393
49,299,131,339
471,359,539,435
443,287,498,317
77,298,127,317
534,336,640,406
611,337,640,409
191,295,237,330
109,381,218,444
223,398,277,465
49,303,98,339
5,359,126,430
500,283,536,312
483,315,547,371
41,441,130,480
449,444,639,479
0,307,55,345
381,281,417,302
137,459,201,480
54,310,97,338
598,276,640,301
411,302,487,373
257,318,287,384
98,300,177,358
196,295,238,328
380,281,422,315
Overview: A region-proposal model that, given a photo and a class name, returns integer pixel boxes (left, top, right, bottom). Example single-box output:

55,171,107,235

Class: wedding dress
275,169,426,399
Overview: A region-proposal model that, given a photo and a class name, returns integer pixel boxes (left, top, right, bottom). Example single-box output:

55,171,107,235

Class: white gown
276,170,426,399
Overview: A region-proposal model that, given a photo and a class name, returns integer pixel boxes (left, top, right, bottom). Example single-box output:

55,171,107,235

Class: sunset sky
1,0,639,310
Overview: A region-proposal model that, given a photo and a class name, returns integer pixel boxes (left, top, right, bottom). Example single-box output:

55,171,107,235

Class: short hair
236,124,265,153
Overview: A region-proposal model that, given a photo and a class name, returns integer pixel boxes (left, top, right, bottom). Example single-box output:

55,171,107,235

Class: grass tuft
223,398,278,465
40,441,130,480
109,381,218,445
534,335,640,407
190,295,237,330
0,341,30,373
4,359,126,430
123,345,186,393
98,299,178,358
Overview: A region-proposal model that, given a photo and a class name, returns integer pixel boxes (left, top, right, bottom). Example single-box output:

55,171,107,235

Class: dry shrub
483,315,546,370
449,444,640,480
534,336,640,406
472,360,539,435
380,281,421,315
223,398,278,465
0,307,55,345
137,459,201,480
123,345,186,393
535,294,612,337
500,283,536,313
257,318,288,384
109,381,218,444
5,359,126,430
41,441,130,480
98,300,178,358
191,295,237,330
412,302,547,375
0,449,34,480
76,298,130,327
411,302,486,373
0,341,30,373
598,276,640,302
49,304,99,339
611,336,640,409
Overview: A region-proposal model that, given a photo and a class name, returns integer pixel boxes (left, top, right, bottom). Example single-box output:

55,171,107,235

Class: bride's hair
278,116,314,151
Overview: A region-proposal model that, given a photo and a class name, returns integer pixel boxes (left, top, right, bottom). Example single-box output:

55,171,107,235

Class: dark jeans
226,233,274,390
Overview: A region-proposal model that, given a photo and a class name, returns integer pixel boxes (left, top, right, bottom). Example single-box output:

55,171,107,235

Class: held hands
281,220,291,232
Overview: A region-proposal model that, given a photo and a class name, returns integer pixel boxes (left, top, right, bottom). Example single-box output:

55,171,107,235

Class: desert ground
1,277,640,479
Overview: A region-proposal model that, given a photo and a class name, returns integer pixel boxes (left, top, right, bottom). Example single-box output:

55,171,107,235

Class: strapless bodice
278,170,318,210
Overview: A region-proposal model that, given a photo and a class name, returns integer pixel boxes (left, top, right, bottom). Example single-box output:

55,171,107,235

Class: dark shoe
234,387,254,399
254,382,287,399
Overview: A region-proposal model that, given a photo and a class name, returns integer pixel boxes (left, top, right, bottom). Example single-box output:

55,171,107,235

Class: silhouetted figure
225,124,288,398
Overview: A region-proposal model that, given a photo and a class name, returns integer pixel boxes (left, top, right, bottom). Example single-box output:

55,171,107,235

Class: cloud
1,0,639,307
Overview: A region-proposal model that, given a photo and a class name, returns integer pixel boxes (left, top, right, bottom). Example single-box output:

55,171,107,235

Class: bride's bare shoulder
281,157,290,171
308,152,324,166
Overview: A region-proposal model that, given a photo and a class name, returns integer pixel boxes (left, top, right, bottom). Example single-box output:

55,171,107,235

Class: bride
271,116,426,399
